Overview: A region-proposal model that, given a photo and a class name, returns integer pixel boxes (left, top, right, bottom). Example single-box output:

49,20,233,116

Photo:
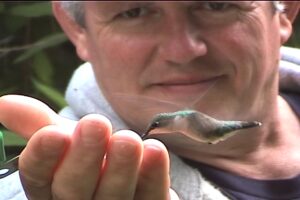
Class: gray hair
60,1,285,27
60,1,85,27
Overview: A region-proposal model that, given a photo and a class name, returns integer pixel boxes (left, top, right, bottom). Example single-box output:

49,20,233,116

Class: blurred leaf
0,87,19,96
14,33,67,63
0,36,14,45
1,129,27,146
32,52,53,85
2,15,28,34
0,2,4,13
9,2,52,17
32,79,67,109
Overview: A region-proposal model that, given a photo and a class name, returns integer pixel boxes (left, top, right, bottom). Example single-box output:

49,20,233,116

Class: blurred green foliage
0,2,299,150
0,2,82,111
287,15,300,48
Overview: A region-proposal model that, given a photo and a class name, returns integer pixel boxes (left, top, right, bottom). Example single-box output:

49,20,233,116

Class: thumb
0,95,73,139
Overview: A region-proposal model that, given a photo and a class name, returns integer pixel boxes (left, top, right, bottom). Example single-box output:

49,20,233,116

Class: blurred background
0,2,299,157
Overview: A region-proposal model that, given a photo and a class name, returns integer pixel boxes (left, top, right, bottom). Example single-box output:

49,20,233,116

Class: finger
135,139,170,200
0,95,63,139
95,130,143,200
52,114,111,200
18,125,70,200
0,95,76,139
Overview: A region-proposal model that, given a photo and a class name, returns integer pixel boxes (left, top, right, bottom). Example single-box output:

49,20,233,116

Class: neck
167,95,300,179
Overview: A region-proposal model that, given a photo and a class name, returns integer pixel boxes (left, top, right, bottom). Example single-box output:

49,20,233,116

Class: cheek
104,38,146,68
204,30,256,98
198,17,281,119
208,19,279,95
89,32,157,93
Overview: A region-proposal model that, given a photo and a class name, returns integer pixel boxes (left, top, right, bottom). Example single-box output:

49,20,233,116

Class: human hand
0,95,180,200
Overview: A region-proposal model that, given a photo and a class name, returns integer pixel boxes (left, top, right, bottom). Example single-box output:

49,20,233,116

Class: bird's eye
151,121,160,128
154,121,160,127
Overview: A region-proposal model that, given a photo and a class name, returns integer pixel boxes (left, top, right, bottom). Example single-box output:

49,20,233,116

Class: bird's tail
217,120,262,135
237,121,262,129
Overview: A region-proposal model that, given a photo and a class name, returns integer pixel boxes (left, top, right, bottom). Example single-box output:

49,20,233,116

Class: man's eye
116,7,148,19
202,2,234,11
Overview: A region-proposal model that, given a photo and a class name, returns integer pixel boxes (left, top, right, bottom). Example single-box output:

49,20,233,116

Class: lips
158,76,219,86
152,75,224,94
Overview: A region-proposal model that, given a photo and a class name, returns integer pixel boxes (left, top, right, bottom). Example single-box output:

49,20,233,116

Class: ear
284,2,300,23
278,10,293,44
52,2,90,61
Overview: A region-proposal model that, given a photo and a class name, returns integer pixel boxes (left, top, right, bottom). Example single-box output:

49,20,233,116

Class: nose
158,13,207,66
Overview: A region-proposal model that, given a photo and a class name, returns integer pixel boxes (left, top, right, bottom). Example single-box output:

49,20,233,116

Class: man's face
77,1,291,133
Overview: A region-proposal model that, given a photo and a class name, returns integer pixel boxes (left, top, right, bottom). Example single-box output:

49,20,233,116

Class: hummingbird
141,110,262,144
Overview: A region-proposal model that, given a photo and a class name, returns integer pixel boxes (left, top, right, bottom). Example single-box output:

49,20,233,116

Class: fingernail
80,121,106,145
143,143,163,162
111,139,137,158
